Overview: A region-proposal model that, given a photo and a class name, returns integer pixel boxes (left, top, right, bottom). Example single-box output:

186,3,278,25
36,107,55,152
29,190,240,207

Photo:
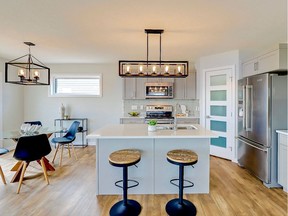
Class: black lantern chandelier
5,42,50,85
119,29,188,78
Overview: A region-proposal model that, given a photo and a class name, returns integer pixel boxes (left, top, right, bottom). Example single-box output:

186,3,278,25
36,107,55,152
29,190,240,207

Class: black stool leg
109,166,141,216
166,165,197,216
123,166,128,205
179,165,184,205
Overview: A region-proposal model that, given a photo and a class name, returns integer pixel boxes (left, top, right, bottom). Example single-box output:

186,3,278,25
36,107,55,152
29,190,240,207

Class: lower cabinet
176,117,199,124
120,117,145,124
277,131,288,192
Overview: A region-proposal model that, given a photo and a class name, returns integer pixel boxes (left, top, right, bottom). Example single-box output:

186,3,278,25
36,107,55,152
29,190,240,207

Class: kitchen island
87,124,217,195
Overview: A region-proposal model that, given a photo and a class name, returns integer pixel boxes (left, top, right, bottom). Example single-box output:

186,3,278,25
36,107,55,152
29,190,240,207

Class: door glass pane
210,90,226,101
210,105,226,116
210,120,226,132
210,75,226,86
211,137,227,148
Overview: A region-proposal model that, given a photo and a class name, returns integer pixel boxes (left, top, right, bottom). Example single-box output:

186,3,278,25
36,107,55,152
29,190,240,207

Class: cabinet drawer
176,118,199,124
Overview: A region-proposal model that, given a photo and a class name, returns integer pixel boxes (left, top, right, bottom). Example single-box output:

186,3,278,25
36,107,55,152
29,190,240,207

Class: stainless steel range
145,105,174,124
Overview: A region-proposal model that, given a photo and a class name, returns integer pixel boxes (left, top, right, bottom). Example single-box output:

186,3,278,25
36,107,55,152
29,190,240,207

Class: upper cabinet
123,72,197,100
185,71,196,99
242,43,287,78
123,78,147,99
174,71,196,99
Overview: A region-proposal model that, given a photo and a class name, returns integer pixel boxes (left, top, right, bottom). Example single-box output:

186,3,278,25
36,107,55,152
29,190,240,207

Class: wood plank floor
0,146,287,216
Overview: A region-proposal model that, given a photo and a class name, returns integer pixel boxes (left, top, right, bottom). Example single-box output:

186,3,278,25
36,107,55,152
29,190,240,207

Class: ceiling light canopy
119,29,188,78
5,42,50,85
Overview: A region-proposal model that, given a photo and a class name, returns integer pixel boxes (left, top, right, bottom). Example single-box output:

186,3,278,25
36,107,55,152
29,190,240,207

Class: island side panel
97,138,154,195
154,138,210,194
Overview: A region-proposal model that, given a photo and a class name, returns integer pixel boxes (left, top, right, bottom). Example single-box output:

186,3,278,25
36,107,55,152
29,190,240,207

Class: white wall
0,57,24,148
23,63,123,143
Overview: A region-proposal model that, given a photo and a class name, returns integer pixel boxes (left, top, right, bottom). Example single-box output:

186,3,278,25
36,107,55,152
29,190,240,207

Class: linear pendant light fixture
5,42,50,85
119,29,188,78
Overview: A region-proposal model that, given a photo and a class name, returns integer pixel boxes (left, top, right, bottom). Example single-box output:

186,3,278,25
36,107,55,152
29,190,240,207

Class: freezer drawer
237,137,271,183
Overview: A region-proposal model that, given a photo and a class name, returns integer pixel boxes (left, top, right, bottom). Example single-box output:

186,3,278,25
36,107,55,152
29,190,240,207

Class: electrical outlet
131,105,137,110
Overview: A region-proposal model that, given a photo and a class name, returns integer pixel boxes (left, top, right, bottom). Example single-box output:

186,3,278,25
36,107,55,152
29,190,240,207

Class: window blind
53,77,101,96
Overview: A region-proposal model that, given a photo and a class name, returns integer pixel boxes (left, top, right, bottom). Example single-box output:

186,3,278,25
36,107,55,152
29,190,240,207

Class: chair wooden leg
17,162,27,194
60,145,64,167
52,143,60,163
40,157,49,185
0,165,6,184
67,143,71,158
71,143,78,160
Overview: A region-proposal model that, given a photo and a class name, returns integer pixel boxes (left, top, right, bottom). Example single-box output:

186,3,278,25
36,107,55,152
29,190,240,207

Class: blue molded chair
0,148,9,184
24,121,42,126
51,121,80,167
13,134,51,193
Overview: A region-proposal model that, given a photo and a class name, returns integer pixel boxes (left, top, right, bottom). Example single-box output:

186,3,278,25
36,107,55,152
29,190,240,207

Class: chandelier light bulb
34,71,40,79
165,65,169,72
18,69,25,77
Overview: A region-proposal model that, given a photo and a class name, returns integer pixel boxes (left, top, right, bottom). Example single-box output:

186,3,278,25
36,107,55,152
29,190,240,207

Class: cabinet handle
254,62,258,71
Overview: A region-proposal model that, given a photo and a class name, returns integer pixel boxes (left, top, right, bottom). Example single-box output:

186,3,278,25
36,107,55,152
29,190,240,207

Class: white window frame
49,74,102,97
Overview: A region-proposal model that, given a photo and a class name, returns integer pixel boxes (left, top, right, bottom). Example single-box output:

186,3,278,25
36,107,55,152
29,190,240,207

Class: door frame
202,65,237,162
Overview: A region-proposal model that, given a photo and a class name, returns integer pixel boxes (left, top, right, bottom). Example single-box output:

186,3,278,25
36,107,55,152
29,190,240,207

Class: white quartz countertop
87,124,217,139
276,130,288,136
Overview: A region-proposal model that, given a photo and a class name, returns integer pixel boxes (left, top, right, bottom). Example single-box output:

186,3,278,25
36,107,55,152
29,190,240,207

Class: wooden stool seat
167,149,198,165
109,149,141,167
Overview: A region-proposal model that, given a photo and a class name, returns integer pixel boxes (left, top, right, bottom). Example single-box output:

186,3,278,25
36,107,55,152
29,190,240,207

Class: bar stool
166,149,198,216
109,149,142,216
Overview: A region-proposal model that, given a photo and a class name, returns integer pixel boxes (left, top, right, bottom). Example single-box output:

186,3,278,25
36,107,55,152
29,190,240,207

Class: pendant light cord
146,33,149,66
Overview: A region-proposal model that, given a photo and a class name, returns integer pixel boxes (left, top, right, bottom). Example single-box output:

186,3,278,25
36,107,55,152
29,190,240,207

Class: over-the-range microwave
145,82,173,99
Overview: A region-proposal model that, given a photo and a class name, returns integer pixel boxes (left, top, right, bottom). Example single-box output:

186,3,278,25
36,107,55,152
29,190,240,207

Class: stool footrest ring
115,179,139,189
170,178,194,188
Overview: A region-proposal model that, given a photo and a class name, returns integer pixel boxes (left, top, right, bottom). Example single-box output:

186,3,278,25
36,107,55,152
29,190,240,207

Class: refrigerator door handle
238,137,267,152
242,85,246,129
245,85,253,131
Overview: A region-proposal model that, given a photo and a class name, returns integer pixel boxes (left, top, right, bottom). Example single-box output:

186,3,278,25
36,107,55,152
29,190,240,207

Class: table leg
10,161,22,171
10,161,30,183
37,157,55,171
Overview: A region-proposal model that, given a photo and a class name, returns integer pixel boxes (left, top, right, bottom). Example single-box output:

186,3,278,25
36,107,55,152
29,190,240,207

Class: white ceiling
0,0,286,64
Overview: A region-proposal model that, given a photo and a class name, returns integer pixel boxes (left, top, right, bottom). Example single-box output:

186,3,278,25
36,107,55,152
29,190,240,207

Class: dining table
3,126,63,183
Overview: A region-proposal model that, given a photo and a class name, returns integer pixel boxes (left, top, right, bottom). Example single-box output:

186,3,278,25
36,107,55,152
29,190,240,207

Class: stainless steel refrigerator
237,72,287,188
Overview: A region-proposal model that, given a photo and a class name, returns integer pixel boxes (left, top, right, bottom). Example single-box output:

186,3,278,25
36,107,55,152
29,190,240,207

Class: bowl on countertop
128,112,140,117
